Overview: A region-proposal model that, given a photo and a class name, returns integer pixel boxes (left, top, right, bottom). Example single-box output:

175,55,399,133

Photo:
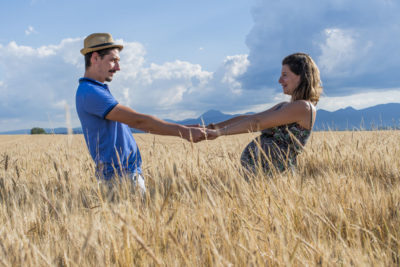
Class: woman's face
278,64,301,95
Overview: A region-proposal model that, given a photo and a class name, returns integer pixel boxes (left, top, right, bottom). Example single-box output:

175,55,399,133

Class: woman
209,53,322,174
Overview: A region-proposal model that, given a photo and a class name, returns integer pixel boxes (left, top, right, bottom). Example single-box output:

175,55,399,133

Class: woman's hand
207,123,217,129
205,129,219,140
185,124,202,128
185,123,219,130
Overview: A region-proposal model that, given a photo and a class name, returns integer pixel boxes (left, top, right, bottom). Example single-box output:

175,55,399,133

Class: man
76,33,209,192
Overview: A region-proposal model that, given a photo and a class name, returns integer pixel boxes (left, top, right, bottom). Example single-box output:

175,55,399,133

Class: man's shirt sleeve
83,86,118,119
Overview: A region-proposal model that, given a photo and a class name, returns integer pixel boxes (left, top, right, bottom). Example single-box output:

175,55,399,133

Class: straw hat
80,33,123,55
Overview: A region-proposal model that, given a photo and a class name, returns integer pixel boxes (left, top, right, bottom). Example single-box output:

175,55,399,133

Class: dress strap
309,102,314,129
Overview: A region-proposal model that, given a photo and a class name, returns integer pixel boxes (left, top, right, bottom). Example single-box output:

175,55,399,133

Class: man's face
93,48,121,83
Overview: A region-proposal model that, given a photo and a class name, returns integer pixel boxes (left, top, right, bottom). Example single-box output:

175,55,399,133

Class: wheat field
0,131,399,266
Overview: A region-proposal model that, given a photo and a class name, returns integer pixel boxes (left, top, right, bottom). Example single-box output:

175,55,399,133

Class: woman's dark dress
240,102,313,173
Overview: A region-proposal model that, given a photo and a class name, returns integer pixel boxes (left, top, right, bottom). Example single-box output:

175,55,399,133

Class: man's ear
91,52,99,65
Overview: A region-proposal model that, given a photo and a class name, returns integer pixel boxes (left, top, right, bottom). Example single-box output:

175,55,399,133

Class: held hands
185,127,220,143
205,129,219,140
185,123,217,129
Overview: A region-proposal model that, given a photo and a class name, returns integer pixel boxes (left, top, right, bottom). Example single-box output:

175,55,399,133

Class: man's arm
106,104,205,142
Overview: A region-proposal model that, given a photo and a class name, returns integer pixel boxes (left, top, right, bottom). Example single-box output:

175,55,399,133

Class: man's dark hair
84,48,118,70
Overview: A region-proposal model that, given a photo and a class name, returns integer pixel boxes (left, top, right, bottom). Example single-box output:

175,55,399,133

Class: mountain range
314,103,400,130
1,103,399,135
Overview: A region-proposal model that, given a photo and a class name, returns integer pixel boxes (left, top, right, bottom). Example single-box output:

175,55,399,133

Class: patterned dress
240,102,313,174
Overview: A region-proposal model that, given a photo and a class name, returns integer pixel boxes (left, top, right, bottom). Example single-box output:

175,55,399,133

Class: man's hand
186,127,207,143
185,128,220,142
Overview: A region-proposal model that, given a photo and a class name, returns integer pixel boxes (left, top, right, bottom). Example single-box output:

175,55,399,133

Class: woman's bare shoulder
290,100,314,110
274,101,290,109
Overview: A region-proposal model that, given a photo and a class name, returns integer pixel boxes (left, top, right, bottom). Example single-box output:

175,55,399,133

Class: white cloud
113,55,213,112
25,26,37,35
318,89,400,111
1,29,399,132
116,40,146,80
52,99,68,109
6,41,36,57
0,38,248,131
221,54,249,94
107,40,214,111
158,85,187,106
233,89,400,115
241,0,400,95
319,28,374,77
0,39,83,130
147,60,210,81
318,28,356,74
4,39,81,59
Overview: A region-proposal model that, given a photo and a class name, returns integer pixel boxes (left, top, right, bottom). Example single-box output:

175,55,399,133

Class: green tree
30,127,46,135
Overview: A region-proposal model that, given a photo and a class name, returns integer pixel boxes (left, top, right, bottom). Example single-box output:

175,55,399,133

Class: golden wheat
0,131,398,266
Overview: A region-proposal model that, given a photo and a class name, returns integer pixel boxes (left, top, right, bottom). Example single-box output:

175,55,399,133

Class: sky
0,0,400,131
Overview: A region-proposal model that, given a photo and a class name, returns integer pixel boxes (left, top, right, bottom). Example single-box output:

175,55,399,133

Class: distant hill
170,103,400,131
171,109,254,126
1,103,399,134
0,127,83,135
314,103,400,130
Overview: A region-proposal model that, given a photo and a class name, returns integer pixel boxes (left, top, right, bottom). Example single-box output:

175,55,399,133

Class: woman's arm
208,102,285,129
217,101,310,136
208,115,250,129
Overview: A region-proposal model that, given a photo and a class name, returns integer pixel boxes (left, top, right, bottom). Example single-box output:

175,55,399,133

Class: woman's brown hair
282,53,322,105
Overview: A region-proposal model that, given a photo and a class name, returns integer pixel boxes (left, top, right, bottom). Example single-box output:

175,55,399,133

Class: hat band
89,42,115,48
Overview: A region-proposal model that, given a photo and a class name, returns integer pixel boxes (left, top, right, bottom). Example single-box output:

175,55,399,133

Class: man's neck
84,71,105,83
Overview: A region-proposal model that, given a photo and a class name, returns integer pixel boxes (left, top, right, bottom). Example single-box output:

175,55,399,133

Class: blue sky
1,0,400,131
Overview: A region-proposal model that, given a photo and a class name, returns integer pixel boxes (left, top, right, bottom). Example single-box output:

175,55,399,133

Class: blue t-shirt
75,77,142,179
